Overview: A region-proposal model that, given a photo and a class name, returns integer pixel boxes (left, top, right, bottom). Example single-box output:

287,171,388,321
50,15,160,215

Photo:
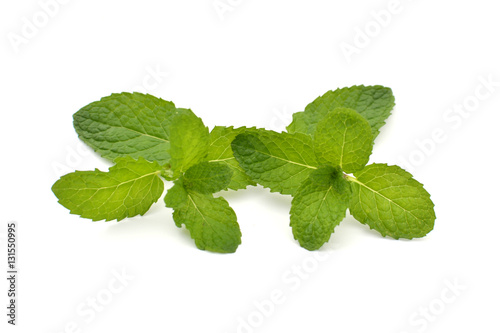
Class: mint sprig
233,87,435,250
53,92,245,253
52,86,435,253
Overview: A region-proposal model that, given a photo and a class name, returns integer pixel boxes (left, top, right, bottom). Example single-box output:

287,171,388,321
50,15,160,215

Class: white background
1,1,499,332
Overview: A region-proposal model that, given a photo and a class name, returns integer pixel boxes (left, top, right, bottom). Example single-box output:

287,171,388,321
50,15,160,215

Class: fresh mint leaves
52,86,435,253
54,92,247,253
232,87,435,250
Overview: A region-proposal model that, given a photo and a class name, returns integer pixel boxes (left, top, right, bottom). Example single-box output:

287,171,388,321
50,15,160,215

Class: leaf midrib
308,185,333,227
252,148,317,170
349,176,422,222
63,170,161,191
83,117,170,144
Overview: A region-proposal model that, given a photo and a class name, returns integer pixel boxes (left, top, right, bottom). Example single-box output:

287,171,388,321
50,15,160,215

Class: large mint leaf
290,166,351,250
52,157,164,221
168,109,209,176
231,130,318,195
206,126,256,190
287,85,395,140
73,92,177,165
348,164,435,239
314,107,373,173
165,181,241,253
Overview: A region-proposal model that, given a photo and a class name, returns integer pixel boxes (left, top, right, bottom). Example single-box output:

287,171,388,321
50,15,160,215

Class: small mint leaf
164,180,189,210
183,161,233,194
169,109,210,176
165,183,242,253
314,107,373,173
231,130,318,195
206,126,256,190
290,166,351,250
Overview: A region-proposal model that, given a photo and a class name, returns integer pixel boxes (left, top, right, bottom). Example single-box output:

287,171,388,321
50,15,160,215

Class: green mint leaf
314,107,373,173
165,182,242,253
73,92,177,165
231,130,318,195
290,166,351,250
164,180,189,210
182,161,233,194
287,85,395,140
169,109,210,176
52,157,164,221
348,164,435,239
206,126,256,190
